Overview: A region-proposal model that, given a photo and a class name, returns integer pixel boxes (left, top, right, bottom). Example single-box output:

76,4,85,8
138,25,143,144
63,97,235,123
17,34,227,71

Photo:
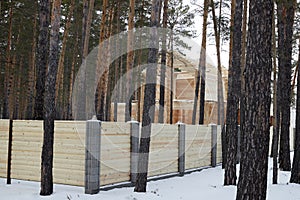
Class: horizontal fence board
185,159,211,170
100,173,130,186
4,121,223,187
12,120,43,127
148,124,178,177
54,178,84,187
148,164,178,177
11,173,40,182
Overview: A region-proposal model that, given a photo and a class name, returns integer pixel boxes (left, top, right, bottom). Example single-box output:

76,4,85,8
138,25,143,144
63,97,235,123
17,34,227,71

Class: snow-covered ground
1,158,300,200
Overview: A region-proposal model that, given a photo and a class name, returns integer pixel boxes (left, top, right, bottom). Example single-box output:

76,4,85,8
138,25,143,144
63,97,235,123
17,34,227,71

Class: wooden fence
0,119,221,187
0,119,296,189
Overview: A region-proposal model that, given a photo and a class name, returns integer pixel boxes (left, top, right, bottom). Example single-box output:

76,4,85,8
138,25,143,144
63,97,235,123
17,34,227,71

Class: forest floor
1,154,300,200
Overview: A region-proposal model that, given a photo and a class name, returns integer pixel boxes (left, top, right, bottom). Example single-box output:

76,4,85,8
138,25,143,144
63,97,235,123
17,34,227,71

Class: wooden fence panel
185,125,211,170
0,120,10,177
148,124,178,177
11,120,43,182
100,122,131,186
53,121,86,186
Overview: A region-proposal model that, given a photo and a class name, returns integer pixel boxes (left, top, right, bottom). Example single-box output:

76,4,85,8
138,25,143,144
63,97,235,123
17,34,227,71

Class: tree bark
26,8,38,119
236,1,273,199
192,0,209,125
40,0,61,195
169,31,174,124
3,4,13,119
134,0,161,192
224,0,243,186
96,0,108,121
222,0,236,169
158,0,168,123
290,39,300,184
277,0,295,171
125,0,135,122
211,0,225,127
34,0,50,120
55,0,75,118
272,1,279,184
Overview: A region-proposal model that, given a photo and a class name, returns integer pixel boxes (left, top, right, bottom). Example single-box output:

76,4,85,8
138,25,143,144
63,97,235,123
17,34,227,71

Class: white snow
1,157,300,200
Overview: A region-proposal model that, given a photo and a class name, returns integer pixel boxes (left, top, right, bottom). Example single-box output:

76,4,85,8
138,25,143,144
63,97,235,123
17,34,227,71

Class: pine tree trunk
192,0,209,125
134,0,161,192
158,0,168,123
3,5,13,119
113,0,121,122
67,33,79,120
272,2,279,183
236,1,273,199
55,0,75,118
277,0,295,171
169,31,174,124
74,0,93,120
26,8,38,119
224,0,243,186
222,0,236,169
8,26,21,120
40,0,61,195
34,0,50,120
239,0,247,130
125,0,135,122
290,39,300,184
211,0,225,127
96,0,108,121
15,58,23,119
105,6,115,121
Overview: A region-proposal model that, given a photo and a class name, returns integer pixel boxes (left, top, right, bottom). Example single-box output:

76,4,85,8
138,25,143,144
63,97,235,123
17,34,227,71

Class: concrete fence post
130,121,140,184
178,123,185,176
85,117,101,194
211,124,217,167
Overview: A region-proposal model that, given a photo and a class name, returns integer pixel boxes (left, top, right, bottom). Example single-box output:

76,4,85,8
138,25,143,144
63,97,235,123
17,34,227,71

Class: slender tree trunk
67,33,79,120
169,31,174,124
55,0,75,117
272,1,279,184
277,0,295,171
224,0,243,186
40,0,61,195
7,50,17,120
113,0,121,122
26,8,38,119
222,0,236,169
290,38,300,184
105,6,115,121
34,0,50,120
136,0,145,122
96,0,108,121
3,5,13,119
15,58,23,119
158,0,168,123
125,0,135,122
236,1,273,199
74,0,93,120
134,0,161,192
192,0,209,125
7,25,21,120
240,0,247,130
211,0,225,127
